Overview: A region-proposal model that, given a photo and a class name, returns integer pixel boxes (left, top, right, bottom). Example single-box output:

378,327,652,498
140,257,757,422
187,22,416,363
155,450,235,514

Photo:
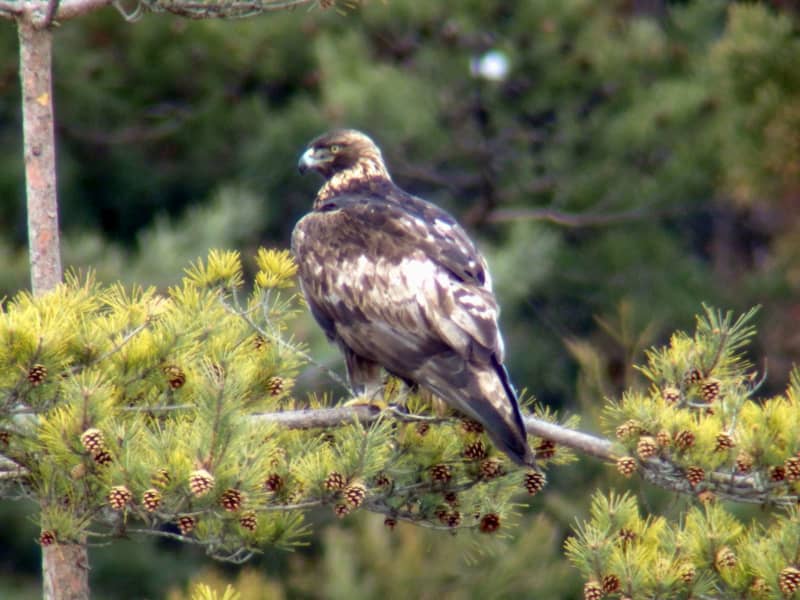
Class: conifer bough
1,250,798,600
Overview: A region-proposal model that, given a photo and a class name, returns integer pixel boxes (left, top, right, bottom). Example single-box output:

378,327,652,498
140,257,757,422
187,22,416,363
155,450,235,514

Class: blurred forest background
1,0,800,598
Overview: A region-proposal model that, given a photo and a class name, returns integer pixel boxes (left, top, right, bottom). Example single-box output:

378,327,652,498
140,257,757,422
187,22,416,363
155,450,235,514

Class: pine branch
250,405,614,460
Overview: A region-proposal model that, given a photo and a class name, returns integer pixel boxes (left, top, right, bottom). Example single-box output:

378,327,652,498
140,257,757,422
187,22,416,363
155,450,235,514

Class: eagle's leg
341,348,386,408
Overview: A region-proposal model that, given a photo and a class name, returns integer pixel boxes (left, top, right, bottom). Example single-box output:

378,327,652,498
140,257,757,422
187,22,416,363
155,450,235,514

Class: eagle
292,129,533,467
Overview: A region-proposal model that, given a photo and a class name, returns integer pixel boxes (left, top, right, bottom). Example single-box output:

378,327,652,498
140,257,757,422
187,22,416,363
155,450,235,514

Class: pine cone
479,513,500,533
779,567,800,595
142,489,162,512
714,432,735,452
333,503,350,519
524,471,546,495
344,482,366,508
637,436,658,460
701,378,721,403
674,429,696,450
615,419,641,440
264,473,284,492
80,428,106,454
416,422,430,436
461,418,484,434
443,491,459,506
220,488,244,512
750,577,770,596
684,367,703,386
785,456,800,482
655,430,671,448
535,439,556,460
93,450,113,467
239,511,258,532
373,472,392,488
736,451,754,473
188,469,215,497
686,466,705,488
771,465,787,482
678,562,696,584
177,515,196,535
253,335,268,351
602,574,621,594
39,530,56,546
324,472,347,491
430,464,452,483
437,509,461,528
267,376,285,396
583,581,603,600
618,528,636,546
27,364,47,386
715,546,737,570
662,386,681,404
151,468,171,488
383,517,397,531
616,456,637,477
480,458,504,480
163,365,186,389
463,440,488,461
107,485,133,510
445,511,461,528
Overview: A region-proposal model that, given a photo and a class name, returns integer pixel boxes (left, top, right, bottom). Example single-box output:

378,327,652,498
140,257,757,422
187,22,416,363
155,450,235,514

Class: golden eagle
293,129,533,466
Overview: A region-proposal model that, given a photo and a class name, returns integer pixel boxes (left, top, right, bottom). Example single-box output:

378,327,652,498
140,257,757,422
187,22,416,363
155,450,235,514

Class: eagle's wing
292,194,532,465
292,194,501,365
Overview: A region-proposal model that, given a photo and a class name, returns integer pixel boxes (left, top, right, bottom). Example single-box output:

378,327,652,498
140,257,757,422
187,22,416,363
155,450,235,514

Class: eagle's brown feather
293,130,533,466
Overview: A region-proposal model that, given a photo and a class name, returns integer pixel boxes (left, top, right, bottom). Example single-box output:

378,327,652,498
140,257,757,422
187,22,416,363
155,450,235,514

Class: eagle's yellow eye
329,144,340,153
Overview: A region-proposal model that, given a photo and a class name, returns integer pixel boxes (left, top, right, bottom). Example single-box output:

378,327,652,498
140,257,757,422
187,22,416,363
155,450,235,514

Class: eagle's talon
344,386,387,409
343,397,388,410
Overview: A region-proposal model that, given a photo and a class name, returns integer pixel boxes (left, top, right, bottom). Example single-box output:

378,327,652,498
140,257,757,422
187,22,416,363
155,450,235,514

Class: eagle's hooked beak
298,147,319,175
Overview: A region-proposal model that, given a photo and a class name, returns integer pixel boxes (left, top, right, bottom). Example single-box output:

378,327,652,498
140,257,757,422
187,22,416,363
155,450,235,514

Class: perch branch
252,405,615,461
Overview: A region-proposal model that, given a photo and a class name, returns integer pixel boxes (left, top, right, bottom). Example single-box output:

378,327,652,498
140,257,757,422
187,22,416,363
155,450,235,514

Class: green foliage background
1,0,799,598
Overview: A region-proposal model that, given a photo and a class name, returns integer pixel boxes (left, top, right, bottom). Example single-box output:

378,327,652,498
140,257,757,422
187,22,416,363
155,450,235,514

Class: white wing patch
398,256,438,289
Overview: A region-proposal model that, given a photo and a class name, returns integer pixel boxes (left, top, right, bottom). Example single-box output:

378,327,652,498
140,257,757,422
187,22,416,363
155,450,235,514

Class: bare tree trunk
18,14,87,600
19,19,62,295
42,543,90,600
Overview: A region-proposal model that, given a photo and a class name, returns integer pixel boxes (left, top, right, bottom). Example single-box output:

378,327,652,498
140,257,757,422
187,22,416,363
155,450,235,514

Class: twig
222,293,350,393
42,0,61,27
120,404,192,412
67,322,149,376
124,527,207,545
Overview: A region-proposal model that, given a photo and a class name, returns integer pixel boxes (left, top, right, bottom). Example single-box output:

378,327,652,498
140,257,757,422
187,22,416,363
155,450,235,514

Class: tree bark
19,19,62,295
42,543,90,600
18,13,86,600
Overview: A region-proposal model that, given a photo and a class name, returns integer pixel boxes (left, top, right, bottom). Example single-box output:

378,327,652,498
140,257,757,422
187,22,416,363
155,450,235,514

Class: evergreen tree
2,1,800,598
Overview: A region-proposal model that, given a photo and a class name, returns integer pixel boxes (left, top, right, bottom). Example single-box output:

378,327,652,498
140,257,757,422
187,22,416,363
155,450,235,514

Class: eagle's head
298,129,389,181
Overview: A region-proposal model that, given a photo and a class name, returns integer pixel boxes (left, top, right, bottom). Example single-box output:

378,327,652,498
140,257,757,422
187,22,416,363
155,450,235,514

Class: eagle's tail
489,356,535,466
417,353,534,467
